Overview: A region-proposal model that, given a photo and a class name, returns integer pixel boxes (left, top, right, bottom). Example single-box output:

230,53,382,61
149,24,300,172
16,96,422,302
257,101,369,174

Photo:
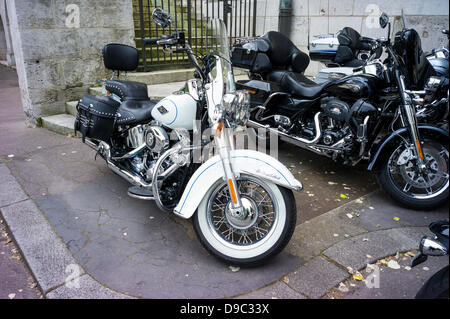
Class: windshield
392,10,406,38
205,19,236,94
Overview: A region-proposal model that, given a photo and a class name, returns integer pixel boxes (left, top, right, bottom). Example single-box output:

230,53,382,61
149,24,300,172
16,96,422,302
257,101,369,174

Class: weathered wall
0,0,14,65
288,0,449,76
0,15,6,60
6,0,135,122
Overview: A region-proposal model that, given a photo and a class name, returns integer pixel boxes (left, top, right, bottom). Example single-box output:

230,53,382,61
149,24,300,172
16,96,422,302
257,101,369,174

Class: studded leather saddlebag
74,94,120,142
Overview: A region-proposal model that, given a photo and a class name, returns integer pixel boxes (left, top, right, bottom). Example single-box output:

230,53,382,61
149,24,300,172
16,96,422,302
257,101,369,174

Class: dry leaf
353,273,364,281
387,260,401,269
229,265,240,272
283,276,289,284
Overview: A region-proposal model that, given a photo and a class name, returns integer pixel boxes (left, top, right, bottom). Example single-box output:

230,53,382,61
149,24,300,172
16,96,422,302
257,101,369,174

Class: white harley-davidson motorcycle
74,9,301,266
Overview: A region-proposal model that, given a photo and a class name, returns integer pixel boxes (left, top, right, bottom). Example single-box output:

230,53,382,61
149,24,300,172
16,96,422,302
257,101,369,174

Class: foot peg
127,186,154,200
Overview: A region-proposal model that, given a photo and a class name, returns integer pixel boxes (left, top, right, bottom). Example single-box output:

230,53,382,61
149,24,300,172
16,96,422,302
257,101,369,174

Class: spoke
403,183,412,192
253,226,267,240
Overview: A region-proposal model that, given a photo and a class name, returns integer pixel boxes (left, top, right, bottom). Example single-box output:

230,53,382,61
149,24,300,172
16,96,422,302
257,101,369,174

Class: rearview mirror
152,8,171,28
379,12,389,29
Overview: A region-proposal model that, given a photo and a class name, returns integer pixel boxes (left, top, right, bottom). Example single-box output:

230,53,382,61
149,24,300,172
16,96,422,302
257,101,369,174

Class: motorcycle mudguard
173,149,303,219
367,125,449,171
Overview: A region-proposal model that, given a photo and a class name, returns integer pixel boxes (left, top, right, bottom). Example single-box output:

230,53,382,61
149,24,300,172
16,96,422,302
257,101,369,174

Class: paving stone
46,274,134,299
323,227,431,271
235,281,306,299
1,199,82,292
286,256,349,298
0,164,28,207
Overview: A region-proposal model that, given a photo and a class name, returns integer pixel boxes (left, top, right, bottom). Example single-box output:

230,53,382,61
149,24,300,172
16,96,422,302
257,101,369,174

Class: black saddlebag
74,94,120,142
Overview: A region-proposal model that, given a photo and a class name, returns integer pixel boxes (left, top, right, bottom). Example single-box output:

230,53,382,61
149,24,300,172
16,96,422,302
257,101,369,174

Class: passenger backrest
262,31,310,74
102,43,139,72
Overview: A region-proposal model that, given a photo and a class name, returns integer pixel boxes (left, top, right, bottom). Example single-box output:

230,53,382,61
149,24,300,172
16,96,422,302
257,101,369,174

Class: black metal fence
135,0,258,71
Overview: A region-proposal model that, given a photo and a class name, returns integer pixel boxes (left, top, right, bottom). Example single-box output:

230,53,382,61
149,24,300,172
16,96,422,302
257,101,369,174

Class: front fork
397,74,426,169
213,122,245,217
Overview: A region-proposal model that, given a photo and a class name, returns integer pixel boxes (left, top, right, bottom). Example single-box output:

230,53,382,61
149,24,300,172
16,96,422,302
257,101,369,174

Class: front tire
377,139,449,210
192,175,297,267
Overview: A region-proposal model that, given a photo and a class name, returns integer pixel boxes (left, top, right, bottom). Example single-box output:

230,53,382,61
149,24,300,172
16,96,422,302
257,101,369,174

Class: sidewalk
1,65,448,299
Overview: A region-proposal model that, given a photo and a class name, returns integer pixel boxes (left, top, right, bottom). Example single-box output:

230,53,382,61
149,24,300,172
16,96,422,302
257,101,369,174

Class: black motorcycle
231,12,449,209
411,220,449,299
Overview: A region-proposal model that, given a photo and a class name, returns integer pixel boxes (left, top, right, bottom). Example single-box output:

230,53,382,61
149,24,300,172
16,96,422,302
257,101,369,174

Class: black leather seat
105,80,149,101
261,31,332,99
116,99,158,126
268,71,330,99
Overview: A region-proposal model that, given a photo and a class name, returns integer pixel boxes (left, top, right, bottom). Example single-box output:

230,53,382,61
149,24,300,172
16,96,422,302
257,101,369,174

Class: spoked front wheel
192,175,297,266
377,139,449,210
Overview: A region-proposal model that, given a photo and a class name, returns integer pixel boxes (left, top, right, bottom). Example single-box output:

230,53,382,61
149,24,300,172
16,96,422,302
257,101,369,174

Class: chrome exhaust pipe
248,112,322,146
84,138,152,188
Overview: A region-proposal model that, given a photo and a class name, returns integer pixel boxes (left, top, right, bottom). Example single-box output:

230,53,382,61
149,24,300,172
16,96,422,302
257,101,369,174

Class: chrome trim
84,138,152,189
127,191,155,201
420,237,448,256
249,112,322,146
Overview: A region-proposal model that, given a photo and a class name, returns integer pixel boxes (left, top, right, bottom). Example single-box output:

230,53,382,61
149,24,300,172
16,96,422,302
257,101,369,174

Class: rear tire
192,175,297,267
415,265,449,299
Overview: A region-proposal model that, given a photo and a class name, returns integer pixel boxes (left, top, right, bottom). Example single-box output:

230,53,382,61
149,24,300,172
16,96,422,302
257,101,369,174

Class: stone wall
0,15,6,60
6,0,135,122
287,0,450,76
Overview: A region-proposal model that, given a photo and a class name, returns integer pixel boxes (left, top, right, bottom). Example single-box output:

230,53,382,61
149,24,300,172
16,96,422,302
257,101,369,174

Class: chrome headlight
221,90,250,125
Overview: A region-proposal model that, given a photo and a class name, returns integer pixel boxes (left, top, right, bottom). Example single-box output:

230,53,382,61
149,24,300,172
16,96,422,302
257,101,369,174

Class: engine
124,124,172,180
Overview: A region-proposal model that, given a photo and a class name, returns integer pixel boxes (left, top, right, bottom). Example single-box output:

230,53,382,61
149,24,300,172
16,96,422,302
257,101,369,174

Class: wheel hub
225,197,258,230
399,148,442,188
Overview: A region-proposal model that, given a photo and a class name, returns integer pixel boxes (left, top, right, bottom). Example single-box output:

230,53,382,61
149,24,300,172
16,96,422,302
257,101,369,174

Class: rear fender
173,149,302,219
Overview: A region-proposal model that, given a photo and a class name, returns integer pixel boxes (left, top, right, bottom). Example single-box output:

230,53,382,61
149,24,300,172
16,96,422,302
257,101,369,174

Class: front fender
173,149,302,219
367,124,449,171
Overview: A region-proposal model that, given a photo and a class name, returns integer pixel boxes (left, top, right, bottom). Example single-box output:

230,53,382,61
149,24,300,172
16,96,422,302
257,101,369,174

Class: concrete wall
0,15,6,60
288,0,449,76
0,0,14,65
6,0,135,122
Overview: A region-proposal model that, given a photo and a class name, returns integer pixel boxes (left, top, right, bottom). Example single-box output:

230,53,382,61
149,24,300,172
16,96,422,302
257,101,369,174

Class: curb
233,193,434,299
0,163,135,299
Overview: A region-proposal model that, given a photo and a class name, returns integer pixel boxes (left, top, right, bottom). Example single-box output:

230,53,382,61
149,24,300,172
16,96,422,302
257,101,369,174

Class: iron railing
135,0,258,71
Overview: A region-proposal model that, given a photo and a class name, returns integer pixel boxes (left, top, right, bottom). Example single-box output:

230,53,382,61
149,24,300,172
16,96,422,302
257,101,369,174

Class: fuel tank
324,74,380,99
428,56,449,77
151,92,197,130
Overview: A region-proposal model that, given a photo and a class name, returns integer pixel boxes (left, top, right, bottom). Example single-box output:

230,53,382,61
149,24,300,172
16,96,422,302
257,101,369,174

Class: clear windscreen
205,18,236,94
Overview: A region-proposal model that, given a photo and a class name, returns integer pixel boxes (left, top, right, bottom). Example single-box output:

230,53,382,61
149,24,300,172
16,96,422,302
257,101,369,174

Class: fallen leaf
393,217,400,221
4,238,11,244
229,265,240,272
340,194,348,199
338,282,349,292
353,273,364,281
380,259,387,264
283,276,289,284
387,260,401,269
